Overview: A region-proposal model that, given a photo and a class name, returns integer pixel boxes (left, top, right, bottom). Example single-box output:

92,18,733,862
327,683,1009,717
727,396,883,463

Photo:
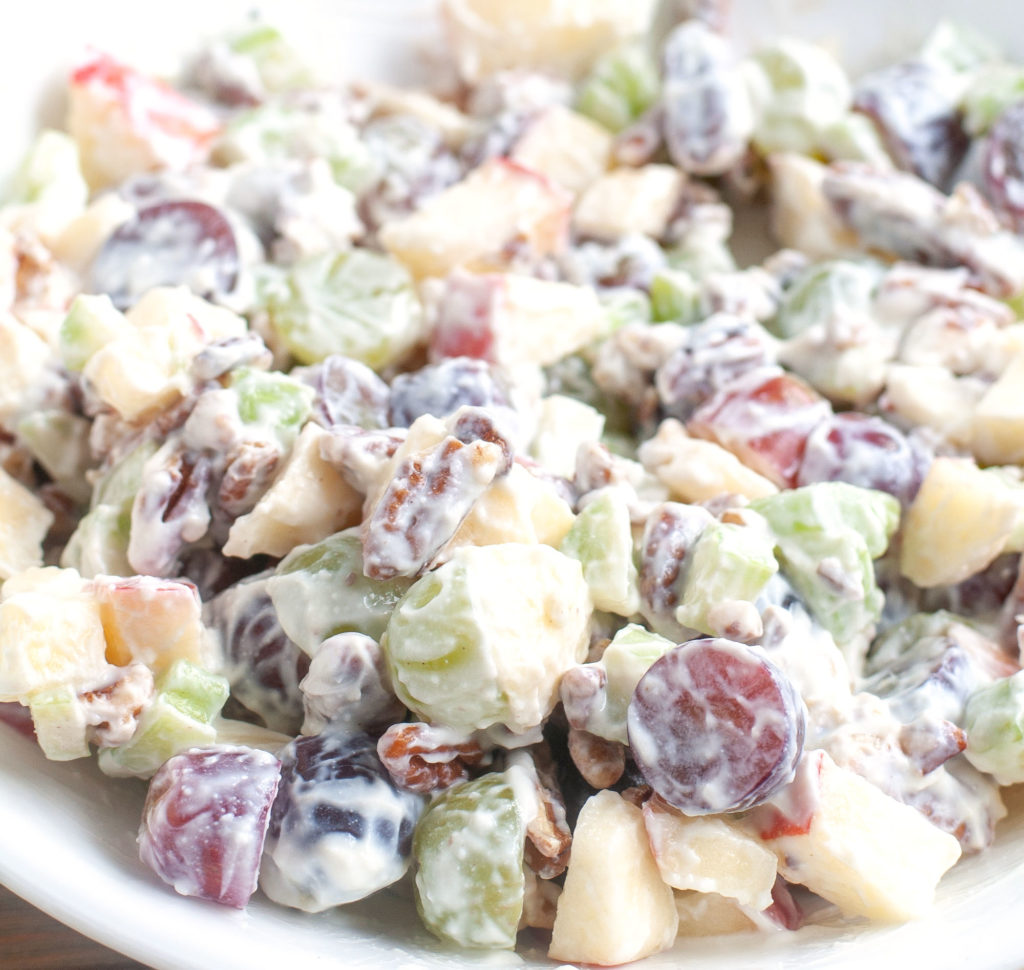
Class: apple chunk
746,750,961,922
379,158,570,279
549,790,678,966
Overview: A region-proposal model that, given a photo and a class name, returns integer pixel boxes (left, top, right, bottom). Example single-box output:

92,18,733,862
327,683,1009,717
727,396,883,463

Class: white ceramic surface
2,2,1024,968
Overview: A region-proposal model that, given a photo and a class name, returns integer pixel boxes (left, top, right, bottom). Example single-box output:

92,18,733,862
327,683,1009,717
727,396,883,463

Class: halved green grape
561,489,639,617
964,671,1024,784
260,248,424,369
7,129,87,211
751,482,899,661
91,440,159,511
917,19,1002,75
674,518,778,639
575,42,660,134
59,504,133,578
16,410,92,504
413,771,527,949
963,63,1024,136
384,543,592,734
267,528,412,653
98,659,229,779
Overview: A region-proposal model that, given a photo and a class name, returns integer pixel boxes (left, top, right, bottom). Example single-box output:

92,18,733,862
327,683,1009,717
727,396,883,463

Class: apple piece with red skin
94,575,209,674
379,157,571,280
687,367,831,489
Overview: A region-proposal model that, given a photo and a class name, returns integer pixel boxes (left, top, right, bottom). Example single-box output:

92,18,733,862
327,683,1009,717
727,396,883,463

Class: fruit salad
2,1,1024,966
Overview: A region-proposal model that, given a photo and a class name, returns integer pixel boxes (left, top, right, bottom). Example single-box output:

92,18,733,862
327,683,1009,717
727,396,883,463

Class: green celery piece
575,42,660,133
599,288,651,339
16,410,92,505
229,366,313,446
561,489,639,617
59,505,133,579
751,482,900,649
650,268,702,324
963,63,1024,136
771,258,881,339
228,23,313,92
260,249,423,369
7,129,87,208
28,685,90,761
964,671,1024,784
675,519,778,636
97,660,228,779
59,294,128,372
918,19,1002,74
586,623,676,744
267,528,412,652
413,772,526,949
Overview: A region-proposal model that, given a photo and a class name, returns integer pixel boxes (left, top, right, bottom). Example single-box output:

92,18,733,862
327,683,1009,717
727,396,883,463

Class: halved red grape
981,101,1024,232
627,638,805,814
138,745,281,908
90,200,240,310
797,411,931,506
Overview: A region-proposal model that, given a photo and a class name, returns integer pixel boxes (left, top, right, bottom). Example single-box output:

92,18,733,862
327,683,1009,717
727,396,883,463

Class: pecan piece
376,722,486,794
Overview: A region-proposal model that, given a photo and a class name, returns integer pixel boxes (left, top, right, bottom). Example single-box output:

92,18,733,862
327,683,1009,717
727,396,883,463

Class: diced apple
768,153,859,259
972,351,1024,465
530,394,605,479
511,105,612,197
431,271,608,368
674,891,758,937
0,568,111,702
223,422,362,559
639,418,779,503
0,311,52,424
549,790,678,966
445,461,576,552
442,0,657,82
900,456,1019,588
0,467,54,581
93,575,209,673
642,796,777,911
574,164,686,241
68,50,221,190
747,750,961,922
883,364,982,450
379,158,570,279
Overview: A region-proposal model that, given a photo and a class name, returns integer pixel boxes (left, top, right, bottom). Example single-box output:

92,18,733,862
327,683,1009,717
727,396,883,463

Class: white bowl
2,2,1024,968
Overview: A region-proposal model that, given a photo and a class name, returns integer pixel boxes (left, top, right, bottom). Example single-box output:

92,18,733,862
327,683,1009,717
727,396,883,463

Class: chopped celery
228,22,313,93
7,129,87,211
675,518,778,637
59,505,133,579
746,39,852,157
27,684,90,761
575,42,660,133
650,268,703,324
413,772,526,948
962,63,1024,135
59,294,129,372
267,528,412,652
260,249,424,369
561,489,640,617
918,20,1002,75
601,287,652,335
91,440,159,510
751,483,900,657
98,659,229,779
229,366,313,445
964,671,1024,784
771,259,882,339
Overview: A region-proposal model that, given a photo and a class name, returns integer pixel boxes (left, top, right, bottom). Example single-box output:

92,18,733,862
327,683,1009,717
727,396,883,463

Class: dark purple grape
388,357,512,428
654,314,777,420
90,200,240,310
296,354,391,431
981,100,1024,231
853,60,968,189
260,732,425,912
627,638,805,814
138,745,281,908
796,411,931,506
204,573,309,735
